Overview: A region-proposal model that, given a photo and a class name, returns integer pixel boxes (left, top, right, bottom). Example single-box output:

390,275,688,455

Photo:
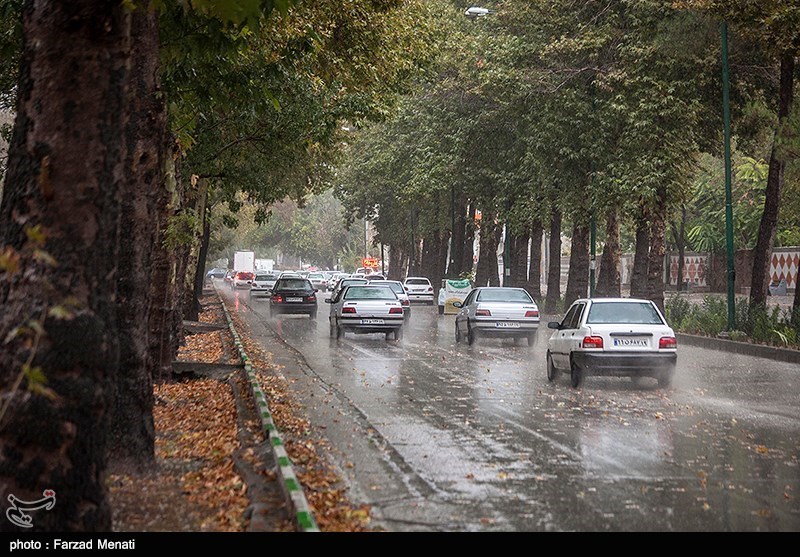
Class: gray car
454,287,540,347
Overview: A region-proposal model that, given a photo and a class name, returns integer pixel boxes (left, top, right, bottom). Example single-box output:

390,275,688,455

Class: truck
255,258,275,272
233,251,255,273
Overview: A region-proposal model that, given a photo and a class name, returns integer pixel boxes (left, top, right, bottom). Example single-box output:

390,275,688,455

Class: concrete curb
216,289,320,532
676,332,800,364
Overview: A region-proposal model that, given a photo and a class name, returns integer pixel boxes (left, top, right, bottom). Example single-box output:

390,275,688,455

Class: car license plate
361,319,384,325
495,322,520,328
613,338,648,347
286,297,303,302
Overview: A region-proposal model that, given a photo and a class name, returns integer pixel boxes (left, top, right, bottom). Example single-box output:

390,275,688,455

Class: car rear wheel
658,367,675,388
438,305,444,315
336,321,344,339
309,310,317,320
394,328,403,341
467,324,479,346
329,321,336,338
527,332,537,349
570,357,583,389
546,351,559,382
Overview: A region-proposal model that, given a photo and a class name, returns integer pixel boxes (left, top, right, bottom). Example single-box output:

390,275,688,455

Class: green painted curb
278,456,291,467
270,437,283,446
285,478,300,491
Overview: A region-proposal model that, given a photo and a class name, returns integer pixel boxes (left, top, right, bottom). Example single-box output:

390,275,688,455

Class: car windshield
406,279,429,285
275,279,311,291
255,274,275,281
372,282,403,294
341,279,368,287
343,286,397,300
586,302,664,325
476,289,532,303
308,273,323,279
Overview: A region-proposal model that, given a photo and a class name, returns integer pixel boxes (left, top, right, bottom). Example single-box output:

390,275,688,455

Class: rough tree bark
0,1,132,531
451,193,467,277
388,244,403,281
509,229,529,288
595,208,621,298
148,144,182,382
565,221,590,307
545,210,562,313
490,225,503,286
109,8,165,468
750,52,795,306
184,179,208,322
475,210,497,287
647,187,668,313
630,214,650,299
527,220,543,300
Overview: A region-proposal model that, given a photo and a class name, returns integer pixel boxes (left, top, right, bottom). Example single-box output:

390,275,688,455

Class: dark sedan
269,277,318,318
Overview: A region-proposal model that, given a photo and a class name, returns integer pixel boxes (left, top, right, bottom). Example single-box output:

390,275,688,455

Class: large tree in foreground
0,1,132,531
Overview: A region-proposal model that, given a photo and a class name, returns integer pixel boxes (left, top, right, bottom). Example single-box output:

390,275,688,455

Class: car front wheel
455,322,462,343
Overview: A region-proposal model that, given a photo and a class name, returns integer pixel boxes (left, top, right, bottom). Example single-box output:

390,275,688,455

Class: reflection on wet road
226,288,800,531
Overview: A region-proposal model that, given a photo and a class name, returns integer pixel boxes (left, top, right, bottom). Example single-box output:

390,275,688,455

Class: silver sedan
454,287,540,347
326,285,405,340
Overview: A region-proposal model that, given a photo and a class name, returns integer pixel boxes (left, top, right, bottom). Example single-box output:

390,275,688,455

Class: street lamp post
721,22,736,331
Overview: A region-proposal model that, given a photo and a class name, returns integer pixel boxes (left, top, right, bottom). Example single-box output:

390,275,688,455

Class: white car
546,298,677,389
326,284,404,340
454,287,540,347
250,272,278,297
404,277,434,304
369,280,411,318
307,272,328,291
327,272,348,291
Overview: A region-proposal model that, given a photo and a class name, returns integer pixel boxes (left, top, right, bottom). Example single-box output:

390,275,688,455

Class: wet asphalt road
223,288,800,531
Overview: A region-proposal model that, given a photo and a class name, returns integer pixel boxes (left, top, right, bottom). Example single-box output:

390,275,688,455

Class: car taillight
308,294,316,302
389,307,403,314
525,310,539,318
476,309,491,316
427,287,433,292
659,336,677,349
401,300,410,306
274,295,283,303
404,287,409,292
342,307,357,314
582,336,604,349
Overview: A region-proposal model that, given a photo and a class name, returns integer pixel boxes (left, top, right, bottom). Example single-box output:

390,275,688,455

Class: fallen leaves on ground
110,296,248,532
227,307,372,532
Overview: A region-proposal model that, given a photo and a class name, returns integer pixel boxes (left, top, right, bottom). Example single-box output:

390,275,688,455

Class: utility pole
721,22,736,331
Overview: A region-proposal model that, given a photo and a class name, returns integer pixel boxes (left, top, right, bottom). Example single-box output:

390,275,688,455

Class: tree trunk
451,193,467,277
565,221,590,307
109,8,165,469
595,208,621,298
631,215,650,298
490,224,503,286
149,144,182,382
388,244,403,280
647,187,668,313
545,210,562,313
461,203,477,277
509,228,529,288
475,210,496,287
750,52,795,306
527,220,543,300
0,1,132,531
185,180,208,322
671,205,687,291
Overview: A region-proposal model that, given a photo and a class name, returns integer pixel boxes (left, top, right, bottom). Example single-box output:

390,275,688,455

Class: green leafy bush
665,294,800,349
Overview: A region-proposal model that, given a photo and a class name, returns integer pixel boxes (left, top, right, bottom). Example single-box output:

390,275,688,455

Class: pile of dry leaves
109,297,248,531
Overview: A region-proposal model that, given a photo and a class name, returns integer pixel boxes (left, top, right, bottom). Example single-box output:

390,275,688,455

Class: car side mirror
452,302,462,308
324,298,332,303
547,321,561,330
